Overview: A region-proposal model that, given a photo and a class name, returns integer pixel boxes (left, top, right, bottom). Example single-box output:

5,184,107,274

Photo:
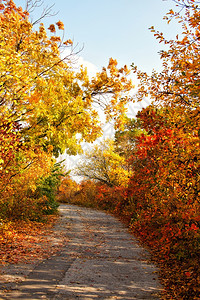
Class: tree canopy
75,139,132,187
0,0,134,220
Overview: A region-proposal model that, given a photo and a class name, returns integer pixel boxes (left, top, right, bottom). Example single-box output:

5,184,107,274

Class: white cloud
77,56,99,78
61,48,99,78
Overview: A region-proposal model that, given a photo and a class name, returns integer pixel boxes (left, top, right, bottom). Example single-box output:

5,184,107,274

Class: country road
0,204,163,300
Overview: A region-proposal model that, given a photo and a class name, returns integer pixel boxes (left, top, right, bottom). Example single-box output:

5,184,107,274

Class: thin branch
0,158,37,195
25,0,58,25
157,91,192,106
32,4,58,26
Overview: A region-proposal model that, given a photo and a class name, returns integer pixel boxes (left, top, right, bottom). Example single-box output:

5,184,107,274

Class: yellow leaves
15,146,54,191
108,57,118,67
0,0,136,168
76,139,132,187
39,23,46,36
103,147,129,186
85,58,133,129
76,66,90,86
108,57,118,76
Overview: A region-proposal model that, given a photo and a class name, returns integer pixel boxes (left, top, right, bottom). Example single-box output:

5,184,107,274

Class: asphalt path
0,204,163,299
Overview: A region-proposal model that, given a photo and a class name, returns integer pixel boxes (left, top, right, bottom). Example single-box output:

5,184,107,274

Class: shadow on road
0,205,163,299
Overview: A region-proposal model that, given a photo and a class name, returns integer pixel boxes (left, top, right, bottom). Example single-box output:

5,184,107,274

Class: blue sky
15,0,180,74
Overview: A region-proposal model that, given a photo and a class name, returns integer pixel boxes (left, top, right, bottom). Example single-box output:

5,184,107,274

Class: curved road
0,204,163,299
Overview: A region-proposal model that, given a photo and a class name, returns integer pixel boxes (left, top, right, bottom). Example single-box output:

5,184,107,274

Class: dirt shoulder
0,204,163,299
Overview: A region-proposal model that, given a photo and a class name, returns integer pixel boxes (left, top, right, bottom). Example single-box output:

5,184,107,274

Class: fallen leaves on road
0,215,65,265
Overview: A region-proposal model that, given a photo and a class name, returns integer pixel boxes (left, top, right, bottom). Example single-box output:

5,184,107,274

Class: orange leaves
56,20,64,30
50,36,61,42
64,39,73,46
0,4,5,10
29,92,40,104
48,24,56,33
48,21,64,32
134,2,200,110
0,216,59,265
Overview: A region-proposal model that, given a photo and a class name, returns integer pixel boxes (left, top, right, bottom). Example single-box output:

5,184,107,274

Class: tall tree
0,0,134,156
0,0,133,219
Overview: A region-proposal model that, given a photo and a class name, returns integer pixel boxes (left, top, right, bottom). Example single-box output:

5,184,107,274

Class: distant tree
75,139,132,187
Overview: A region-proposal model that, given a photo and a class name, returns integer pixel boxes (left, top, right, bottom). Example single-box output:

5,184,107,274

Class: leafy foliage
0,0,133,223
75,139,132,187
0,1,199,298
64,1,200,299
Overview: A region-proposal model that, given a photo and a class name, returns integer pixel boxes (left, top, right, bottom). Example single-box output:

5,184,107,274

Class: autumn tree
57,175,79,203
72,1,200,298
0,0,134,219
114,117,144,171
132,0,200,117
75,139,132,187
131,0,200,218
0,0,133,156
128,1,200,298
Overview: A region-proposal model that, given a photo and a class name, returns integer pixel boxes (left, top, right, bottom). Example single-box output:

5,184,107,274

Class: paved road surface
0,204,163,299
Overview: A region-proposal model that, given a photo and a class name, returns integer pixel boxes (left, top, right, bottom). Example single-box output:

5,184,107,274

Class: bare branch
25,0,58,25
32,4,58,25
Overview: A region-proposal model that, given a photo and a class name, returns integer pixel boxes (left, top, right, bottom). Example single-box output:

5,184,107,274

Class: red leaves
185,271,192,278
68,103,200,299
185,223,199,231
